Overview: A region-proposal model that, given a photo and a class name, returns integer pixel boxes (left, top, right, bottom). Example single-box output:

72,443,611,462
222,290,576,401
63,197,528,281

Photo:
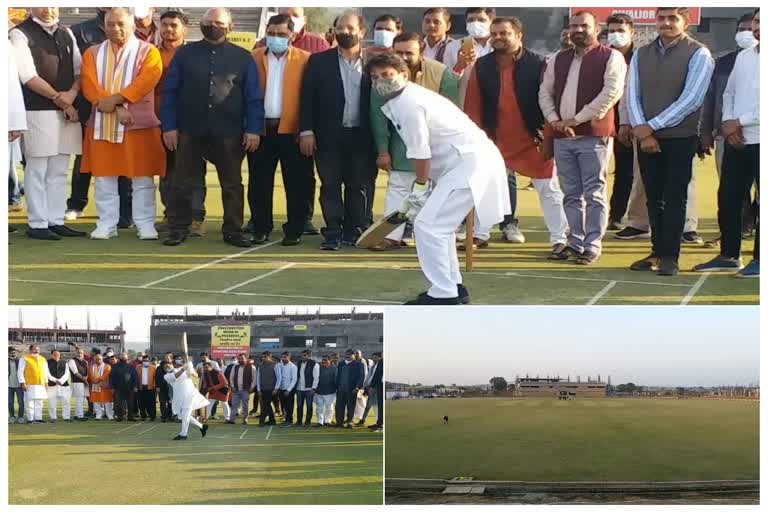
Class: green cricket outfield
8,413,383,505
385,397,759,482
8,155,759,305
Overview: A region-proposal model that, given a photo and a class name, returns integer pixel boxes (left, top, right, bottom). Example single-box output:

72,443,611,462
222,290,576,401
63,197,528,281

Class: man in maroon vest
538,10,626,265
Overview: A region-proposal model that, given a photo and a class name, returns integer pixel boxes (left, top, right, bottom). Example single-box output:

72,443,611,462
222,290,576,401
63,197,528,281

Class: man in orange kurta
81,7,165,241
463,16,568,258
88,354,114,420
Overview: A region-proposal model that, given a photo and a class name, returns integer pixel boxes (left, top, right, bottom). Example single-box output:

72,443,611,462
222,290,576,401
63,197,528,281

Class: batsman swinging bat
465,208,475,272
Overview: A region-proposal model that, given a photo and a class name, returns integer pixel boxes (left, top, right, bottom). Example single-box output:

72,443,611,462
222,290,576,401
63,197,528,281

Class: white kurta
9,23,82,158
8,44,27,166
17,356,52,400
381,83,509,227
165,366,209,416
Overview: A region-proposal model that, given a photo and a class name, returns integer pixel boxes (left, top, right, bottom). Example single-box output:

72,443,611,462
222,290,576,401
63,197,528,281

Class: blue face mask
374,29,396,48
266,35,290,54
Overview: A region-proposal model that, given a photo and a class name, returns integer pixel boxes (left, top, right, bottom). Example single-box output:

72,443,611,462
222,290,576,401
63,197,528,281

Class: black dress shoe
163,232,188,246
49,224,86,237
630,253,660,272
223,233,252,248
303,221,320,235
250,233,269,245
419,284,470,305
657,258,680,276
320,239,341,251
201,424,209,437
173,435,187,440
117,218,134,229
27,228,61,241
281,234,301,246
404,294,462,305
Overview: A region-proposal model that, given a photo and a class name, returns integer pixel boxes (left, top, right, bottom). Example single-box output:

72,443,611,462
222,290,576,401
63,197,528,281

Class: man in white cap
164,355,210,440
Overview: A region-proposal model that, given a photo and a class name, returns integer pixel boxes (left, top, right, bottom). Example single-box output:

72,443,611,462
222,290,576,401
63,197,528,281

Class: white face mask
374,74,408,97
374,29,397,48
466,21,490,39
735,30,757,49
607,32,632,49
32,16,59,29
291,16,305,34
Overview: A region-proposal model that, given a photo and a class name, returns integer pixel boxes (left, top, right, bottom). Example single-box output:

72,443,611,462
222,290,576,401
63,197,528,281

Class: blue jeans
8,387,24,418
296,390,314,424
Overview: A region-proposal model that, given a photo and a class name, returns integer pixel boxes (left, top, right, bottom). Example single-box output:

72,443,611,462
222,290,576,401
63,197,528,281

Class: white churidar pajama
67,359,90,419
47,364,72,420
381,83,509,298
95,176,157,232
383,170,417,241
314,393,336,424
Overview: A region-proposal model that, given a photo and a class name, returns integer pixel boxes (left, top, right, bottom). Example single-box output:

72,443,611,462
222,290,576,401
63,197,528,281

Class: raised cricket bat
465,209,475,272
181,332,189,360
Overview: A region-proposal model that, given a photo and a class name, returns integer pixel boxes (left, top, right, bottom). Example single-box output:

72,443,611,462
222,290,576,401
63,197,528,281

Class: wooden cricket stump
465,208,475,272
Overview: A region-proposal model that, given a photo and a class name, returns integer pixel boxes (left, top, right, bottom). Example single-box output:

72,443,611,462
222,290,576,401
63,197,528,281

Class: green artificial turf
8,156,759,305
9,410,382,505
385,397,759,482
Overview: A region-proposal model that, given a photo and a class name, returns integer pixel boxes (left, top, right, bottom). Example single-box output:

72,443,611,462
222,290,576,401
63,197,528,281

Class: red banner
569,7,702,26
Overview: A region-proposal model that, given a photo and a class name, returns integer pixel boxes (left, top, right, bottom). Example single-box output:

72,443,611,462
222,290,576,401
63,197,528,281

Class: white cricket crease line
138,240,280,288
680,272,710,305
585,281,617,306
220,262,297,293
9,279,401,304
136,424,159,435
488,271,693,288
239,428,248,440
115,423,141,434
266,426,273,441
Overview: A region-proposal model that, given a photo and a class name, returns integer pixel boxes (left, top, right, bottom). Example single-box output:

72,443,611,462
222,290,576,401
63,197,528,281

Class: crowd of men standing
7,6,759,278
8,343,384,432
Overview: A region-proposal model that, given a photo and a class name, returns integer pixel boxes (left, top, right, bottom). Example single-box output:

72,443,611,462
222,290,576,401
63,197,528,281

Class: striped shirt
627,37,714,130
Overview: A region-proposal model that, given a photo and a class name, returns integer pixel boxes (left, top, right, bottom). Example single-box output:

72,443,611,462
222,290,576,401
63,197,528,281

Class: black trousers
280,389,296,423
315,128,377,242
114,388,135,420
169,133,244,236
335,390,356,425
246,128,313,238
158,390,172,420
160,149,206,221
68,123,132,219
259,389,276,424
719,143,760,260
637,136,696,260
296,389,314,425
137,388,157,419
609,139,635,222
375,383,383,427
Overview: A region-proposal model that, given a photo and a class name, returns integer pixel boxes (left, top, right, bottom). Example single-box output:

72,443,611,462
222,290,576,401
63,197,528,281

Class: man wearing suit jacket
364,352,383,432
249,14,314,246
299,12,377,250
334,349,365,428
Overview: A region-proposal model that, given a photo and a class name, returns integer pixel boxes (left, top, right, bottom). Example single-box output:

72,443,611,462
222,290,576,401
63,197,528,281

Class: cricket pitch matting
8,415,383,505
9,158,759,305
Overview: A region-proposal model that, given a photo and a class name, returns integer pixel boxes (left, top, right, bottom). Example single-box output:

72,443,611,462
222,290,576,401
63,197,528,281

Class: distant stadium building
516,376,608,398
149,310,383,361
8,325,126,358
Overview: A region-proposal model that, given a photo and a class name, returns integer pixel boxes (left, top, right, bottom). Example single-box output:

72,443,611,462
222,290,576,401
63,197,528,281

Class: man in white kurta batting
163,355,210,440
16,344,53,423
367,53,509,304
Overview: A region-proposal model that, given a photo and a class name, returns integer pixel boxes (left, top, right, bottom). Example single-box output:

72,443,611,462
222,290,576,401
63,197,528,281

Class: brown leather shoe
368,239,402,252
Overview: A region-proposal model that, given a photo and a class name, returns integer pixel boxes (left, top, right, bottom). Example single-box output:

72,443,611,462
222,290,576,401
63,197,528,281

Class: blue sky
385,307,760,387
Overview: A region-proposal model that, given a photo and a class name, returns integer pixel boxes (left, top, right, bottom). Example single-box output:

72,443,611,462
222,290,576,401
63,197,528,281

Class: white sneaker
90,227,118,240
137,227,159,240
64,209,82,221
502,223,526,243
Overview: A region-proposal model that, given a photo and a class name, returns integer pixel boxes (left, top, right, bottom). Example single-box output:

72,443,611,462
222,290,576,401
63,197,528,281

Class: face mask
374,29,396,48
174,358,183,365
335,32,359,49
266,35,290,54
201,23,228,41
131,7,152,20
735,30,757,49
32,16,60,29
607,32,632,49
142,361,150,367
466,21,490,39
291,16,305,33
375,75,407,97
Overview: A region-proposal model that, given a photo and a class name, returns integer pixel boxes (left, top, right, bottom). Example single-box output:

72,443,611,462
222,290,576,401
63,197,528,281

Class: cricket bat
181,332,189,360
465,209,475,272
